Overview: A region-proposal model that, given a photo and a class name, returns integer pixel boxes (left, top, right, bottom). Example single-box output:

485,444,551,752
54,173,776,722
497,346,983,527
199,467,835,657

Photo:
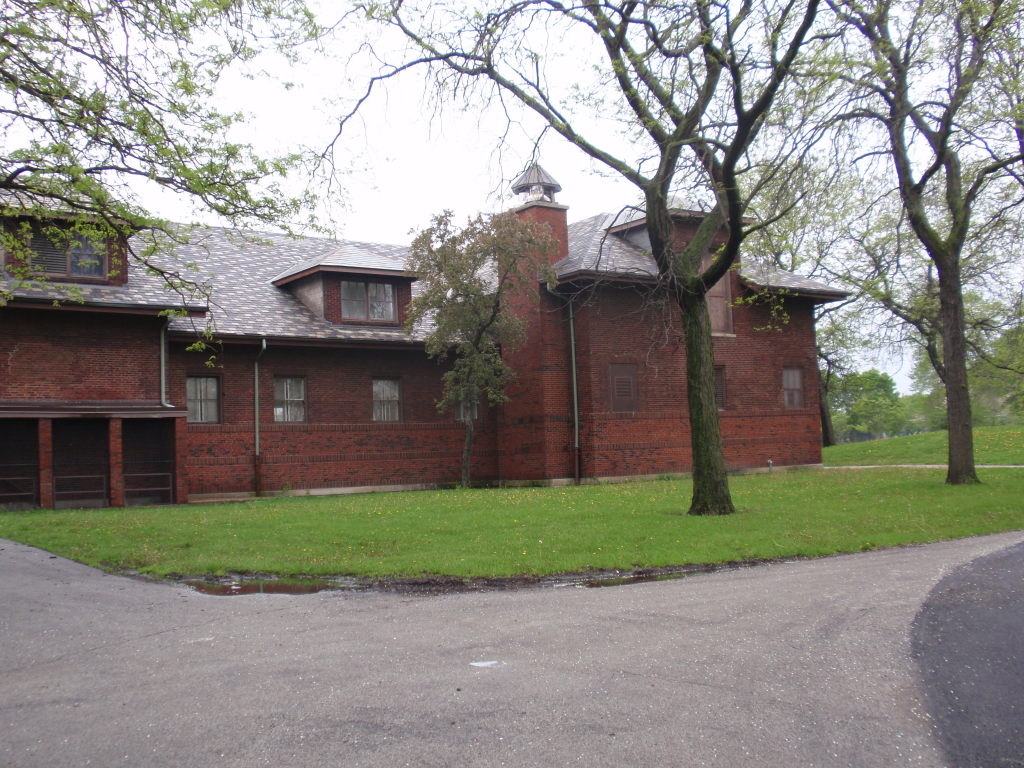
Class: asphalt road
913,540,1024,767
2,532,1022,768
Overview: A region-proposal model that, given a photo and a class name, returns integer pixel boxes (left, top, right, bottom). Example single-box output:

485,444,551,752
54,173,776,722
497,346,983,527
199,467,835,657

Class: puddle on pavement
185,578,356,596
180,561,744,596
584,570,697,588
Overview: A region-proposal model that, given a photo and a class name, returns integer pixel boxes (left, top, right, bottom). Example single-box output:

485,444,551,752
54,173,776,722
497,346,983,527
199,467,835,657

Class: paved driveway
2,532,1022,768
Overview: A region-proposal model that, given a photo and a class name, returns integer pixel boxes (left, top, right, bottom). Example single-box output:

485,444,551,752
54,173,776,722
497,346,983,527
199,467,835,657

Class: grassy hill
823,425,1024,466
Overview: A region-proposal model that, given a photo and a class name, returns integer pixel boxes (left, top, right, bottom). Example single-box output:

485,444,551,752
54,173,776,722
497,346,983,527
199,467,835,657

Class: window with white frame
372,378,401,422
341,280,396,322
274,376,306,422
783,367,804,409
186,376,220,423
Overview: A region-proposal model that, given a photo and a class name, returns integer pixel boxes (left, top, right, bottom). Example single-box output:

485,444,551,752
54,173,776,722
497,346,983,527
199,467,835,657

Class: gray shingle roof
740,265,849,300
2,213,846,345
161,227,417,343
0,247,209,314
560,212,848,301
271,239,408,283
558,213,659,279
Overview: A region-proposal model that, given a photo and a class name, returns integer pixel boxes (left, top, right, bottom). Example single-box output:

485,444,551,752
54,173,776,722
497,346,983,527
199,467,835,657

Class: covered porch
0,401,186,509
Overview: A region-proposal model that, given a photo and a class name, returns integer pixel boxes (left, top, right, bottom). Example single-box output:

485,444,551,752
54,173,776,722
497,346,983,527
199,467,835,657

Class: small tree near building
406,210,555,486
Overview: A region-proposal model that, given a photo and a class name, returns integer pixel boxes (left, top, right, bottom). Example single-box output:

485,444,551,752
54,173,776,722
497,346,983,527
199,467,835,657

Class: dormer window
32,230,106,279
341,280,396,322
3,219,121,285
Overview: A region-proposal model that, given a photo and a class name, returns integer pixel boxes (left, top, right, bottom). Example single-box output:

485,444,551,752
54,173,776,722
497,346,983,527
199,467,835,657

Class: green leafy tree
969,324,1024,425
1,0,316,305
828,0,1024,483
406,210,555,486
901,392,945,433
347,0,827,515
830,369,907,438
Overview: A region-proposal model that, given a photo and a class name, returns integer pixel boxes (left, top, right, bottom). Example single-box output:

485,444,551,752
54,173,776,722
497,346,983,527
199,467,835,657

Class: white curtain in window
341,281,367,319
186,376,219,422
368,283,395,320
274,377,305,422
372,378,400,421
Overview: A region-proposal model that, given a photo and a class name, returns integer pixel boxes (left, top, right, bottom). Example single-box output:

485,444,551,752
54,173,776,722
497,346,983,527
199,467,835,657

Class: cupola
511,163,562,204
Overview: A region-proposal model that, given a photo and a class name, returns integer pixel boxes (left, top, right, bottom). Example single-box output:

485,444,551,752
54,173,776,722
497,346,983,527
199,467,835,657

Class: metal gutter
160,318,171,407
568,296,581,484
253,337,268,496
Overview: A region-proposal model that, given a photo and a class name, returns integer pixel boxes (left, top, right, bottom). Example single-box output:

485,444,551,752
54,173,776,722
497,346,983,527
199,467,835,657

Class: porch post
108,417,124,507
38,418,54,509
174,417,189,504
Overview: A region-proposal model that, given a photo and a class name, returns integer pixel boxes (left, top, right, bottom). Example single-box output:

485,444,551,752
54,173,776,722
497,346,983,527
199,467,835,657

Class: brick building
0,167,845,508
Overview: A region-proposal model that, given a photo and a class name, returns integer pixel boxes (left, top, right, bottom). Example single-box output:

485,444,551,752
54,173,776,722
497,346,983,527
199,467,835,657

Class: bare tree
342,0,827,514
829,0,1024,483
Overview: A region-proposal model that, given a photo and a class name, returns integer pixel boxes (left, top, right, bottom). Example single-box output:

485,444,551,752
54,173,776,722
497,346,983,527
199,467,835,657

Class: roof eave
167,330,427,350
553,269,660,286
271,264,413,287
3,296,208,316
742,279,849,304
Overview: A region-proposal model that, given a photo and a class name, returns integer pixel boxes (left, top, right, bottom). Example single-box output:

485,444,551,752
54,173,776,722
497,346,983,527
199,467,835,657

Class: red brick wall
0,308,162,400
513,202,569,266
496,285,575,481
572,281,823,477
2,270,824,507
498,201,575,481
168,342,498,497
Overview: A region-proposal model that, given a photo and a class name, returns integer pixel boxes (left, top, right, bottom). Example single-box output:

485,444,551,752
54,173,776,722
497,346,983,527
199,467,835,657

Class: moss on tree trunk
680,291,736,515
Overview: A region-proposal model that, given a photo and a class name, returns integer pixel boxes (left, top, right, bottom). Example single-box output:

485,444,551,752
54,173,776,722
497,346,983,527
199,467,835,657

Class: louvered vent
28,233,67,274
609,363,638,412
613,376,634,399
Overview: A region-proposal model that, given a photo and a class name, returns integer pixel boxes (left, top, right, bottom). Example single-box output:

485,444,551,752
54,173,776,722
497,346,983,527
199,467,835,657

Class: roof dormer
2,215,128,286
271,240,414,327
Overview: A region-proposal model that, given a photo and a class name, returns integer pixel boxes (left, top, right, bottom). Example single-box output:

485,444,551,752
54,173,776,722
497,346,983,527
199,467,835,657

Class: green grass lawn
1,467,1022,579
823,425,1024,466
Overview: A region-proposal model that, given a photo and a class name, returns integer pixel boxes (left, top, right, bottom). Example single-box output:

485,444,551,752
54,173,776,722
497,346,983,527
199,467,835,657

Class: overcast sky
145,27,916,390
162,35,645,246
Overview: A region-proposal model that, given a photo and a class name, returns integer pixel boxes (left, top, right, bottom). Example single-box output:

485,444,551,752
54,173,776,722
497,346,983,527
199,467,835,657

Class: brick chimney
510,163,568,265
498,162,575,484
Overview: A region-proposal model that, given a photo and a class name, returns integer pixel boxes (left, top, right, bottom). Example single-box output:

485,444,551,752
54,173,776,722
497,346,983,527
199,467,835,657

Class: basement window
455,398,479,422
372,378,401,422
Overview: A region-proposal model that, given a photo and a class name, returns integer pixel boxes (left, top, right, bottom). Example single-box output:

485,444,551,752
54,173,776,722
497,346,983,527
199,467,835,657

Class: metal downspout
568,297,581,484
160,318,171,407
254,338,267,495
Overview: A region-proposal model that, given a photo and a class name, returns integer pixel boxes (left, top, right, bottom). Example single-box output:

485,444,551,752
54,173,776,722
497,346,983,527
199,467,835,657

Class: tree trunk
819,371,837,447
680,291,736,515
937,260,980,484
460,416,475,487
